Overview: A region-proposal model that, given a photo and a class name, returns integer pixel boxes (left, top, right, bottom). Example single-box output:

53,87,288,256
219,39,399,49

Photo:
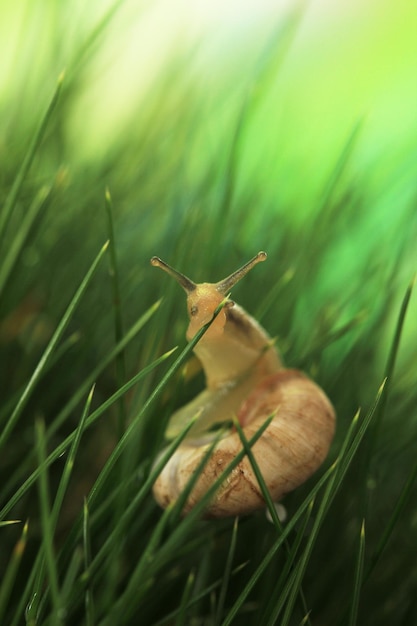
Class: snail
151,252,335,518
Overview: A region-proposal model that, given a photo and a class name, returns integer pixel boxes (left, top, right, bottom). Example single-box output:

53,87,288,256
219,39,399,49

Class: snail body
151,252,335,517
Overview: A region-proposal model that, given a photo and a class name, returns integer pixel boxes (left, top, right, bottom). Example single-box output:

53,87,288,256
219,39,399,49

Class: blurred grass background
0,0,416,624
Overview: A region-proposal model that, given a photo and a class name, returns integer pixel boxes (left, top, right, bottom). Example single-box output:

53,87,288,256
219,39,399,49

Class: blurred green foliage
0,1,416,624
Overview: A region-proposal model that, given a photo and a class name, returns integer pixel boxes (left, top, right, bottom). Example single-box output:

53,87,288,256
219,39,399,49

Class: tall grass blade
0,520,28,624
52,385,95,526
263,501,314,626
175,570,196,626
45,299,161,442
222,384,384,626
366,453,417,581
99,418,274,626
86,298,231,510
348,521,366,626
0,185,52,302
0,347,175,520
221,466,334,626
83,499,95,626
104,187,127,438
25,386,95,622
370,276,415,447
0,241,109,451
233,417,311,622
215,517,239,625
0,74,63,246
35,420,62,624
279,387,385,626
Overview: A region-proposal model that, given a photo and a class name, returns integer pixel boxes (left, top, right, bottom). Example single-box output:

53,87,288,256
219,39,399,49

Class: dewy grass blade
104,187,127,437
0,520,29,625
0,73,63,247
348,521,366,626
0,348,175,520
35,420,63,624
0,241,109,452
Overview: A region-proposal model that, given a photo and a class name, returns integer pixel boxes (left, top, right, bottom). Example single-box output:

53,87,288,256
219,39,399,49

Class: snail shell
151,253,335,518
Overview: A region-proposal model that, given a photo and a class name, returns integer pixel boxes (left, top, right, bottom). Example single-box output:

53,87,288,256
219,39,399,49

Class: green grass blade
370,276,415,449
175,570,196,626
221,467,334,626
366,453,417,581
348,521,366,626
315,118,364,221
235,415,330,624
153,563,249,626
298,311,367,367
0,73,63,246
44,299,161,442
0,347,175,520
0,332,81,425
0,185,52,301
0,520,21,527
263,501,314,626
26,386,95,622
0,520,28,624
51,385,95,527
0,241,109,452
166,432,224,524
100,417,273,625
104,187,127,438
279,386,385,626
71,412,200,589
65,0,128,82
85,298,230,510
35,420,62,624
60,547,83,616
83,499,95,626
233,416,282,530
233,415,312,623
154,417,274,569
222,387,384,626
214,517,239,625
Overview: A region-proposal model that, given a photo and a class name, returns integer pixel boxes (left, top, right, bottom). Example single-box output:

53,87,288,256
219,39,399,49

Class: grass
1,2,417,625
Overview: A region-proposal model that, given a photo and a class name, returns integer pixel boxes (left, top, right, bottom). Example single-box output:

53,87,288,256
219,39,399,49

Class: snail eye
190,305,198,317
